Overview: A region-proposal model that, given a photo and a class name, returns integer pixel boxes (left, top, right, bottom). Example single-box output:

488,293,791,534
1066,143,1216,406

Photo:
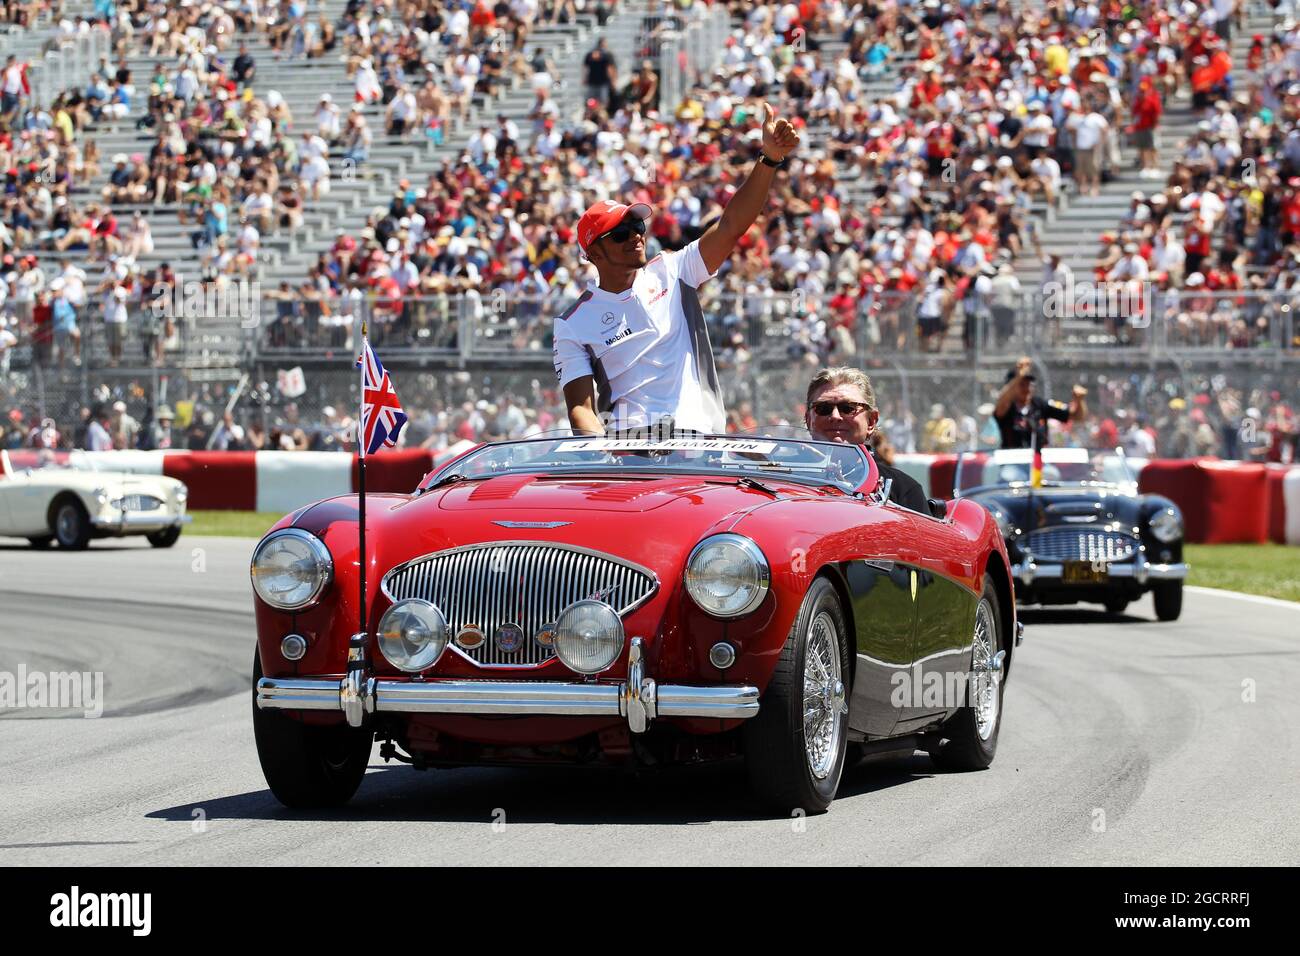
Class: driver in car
804,367,929,513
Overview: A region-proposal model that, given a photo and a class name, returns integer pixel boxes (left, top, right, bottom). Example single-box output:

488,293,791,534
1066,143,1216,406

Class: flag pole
357,318,368,647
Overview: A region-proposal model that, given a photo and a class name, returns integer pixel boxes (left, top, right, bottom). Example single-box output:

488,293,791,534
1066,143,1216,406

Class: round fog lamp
553,600,624,674
280,634,308,661
378,599,449,673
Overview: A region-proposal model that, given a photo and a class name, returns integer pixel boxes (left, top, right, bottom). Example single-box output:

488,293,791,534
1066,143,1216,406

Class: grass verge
188,511,284,538
1185,543,1300,603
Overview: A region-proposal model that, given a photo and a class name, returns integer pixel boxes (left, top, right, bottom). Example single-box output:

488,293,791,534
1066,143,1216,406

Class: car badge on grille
495,623,525,654
455,624,485,649
584,586,618,604
492,521,572,529
533,622,558,647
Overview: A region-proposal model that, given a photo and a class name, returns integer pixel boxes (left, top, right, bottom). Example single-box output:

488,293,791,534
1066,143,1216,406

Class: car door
896,510,982,730
845,500,921,739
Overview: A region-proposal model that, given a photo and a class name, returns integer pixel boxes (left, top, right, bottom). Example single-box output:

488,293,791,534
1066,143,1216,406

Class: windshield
955,448,1135,494
431,435,871,492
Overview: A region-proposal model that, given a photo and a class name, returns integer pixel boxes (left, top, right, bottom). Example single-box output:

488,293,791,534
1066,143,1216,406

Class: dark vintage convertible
954,448,1186,621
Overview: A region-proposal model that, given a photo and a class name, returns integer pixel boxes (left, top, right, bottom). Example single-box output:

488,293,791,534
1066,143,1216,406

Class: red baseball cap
576,199,652,253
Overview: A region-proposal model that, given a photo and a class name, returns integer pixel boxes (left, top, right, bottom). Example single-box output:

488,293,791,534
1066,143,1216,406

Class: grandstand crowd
0,0,1299,461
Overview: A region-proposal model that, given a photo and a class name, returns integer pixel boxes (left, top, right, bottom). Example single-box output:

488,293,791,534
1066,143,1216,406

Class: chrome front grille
381,542,658,668
1027,528,1137,563
115,494,163,511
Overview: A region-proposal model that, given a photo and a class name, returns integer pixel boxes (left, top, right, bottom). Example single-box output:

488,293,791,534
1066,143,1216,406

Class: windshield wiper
420,472,485,493
706,476,781,497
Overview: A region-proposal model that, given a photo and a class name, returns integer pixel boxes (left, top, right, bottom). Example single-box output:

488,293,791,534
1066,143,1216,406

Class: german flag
1031,445,1043,488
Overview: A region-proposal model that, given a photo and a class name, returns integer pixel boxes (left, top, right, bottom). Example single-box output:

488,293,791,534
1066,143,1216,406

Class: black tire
743,577,851,815
251,650,373,809
1103,597,1130,615
52,499,91,550
931,582,1004,772
1152,581,1183,622
28,536,53,549
146,526,182,548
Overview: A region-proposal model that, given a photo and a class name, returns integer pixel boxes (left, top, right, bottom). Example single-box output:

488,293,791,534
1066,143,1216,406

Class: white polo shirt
553,238,725,434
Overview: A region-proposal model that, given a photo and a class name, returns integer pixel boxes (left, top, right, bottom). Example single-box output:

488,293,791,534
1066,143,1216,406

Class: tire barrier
1137,459,1271,544
162,451,259,512
19,448,1298,542
257,451,353,514
349,448,435,497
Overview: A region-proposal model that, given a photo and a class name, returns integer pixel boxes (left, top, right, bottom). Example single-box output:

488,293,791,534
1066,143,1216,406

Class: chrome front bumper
1012,558,1188,585
94,512,192,531
256,640,760,733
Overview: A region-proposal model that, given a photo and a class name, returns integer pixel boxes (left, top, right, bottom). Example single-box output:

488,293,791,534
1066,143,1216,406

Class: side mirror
927,498,948,519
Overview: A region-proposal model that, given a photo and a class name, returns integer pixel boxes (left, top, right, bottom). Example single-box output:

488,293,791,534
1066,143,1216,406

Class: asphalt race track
2,536,1297,866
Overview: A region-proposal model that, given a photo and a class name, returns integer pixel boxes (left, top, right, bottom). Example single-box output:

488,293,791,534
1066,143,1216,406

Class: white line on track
1186,585,1300,611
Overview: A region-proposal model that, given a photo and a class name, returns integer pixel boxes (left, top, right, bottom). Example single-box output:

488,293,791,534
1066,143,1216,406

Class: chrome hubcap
802,610,845,780
56,506,78,543
970,600,1002,741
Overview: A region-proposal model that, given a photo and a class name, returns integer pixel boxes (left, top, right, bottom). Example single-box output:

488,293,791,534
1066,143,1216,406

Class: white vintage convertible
0,449,189,549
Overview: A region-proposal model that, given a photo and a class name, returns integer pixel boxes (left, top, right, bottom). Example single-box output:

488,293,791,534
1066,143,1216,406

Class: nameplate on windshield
556,438,779,454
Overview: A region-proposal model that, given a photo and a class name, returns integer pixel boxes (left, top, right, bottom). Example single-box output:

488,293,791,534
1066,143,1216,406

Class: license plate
1063,560,1108,584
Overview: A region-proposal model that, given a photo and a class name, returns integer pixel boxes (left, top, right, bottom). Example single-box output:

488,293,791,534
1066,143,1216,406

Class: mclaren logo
492,520,572,529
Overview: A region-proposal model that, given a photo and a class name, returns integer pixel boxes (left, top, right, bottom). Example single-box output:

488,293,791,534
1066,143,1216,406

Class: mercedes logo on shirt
601,311,618,326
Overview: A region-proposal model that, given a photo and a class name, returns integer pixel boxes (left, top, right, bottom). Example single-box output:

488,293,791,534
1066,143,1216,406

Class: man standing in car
804,367,929,513
553,103,800,437
994,356,1089,449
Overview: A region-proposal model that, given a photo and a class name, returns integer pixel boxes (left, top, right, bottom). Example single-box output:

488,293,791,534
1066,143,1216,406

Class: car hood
434,474,809,514
301,474,826,575
968,485,1143,534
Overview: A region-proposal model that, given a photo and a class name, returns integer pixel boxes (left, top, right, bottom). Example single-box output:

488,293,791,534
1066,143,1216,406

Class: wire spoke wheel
803,610,844,780
969,600,1000,741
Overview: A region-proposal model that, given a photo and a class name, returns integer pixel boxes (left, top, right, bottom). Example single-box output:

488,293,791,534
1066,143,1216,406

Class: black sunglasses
811,400,871,417
596,216,647,245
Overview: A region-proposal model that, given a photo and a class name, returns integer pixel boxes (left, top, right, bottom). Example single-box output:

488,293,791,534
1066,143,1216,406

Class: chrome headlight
378,599,449,672
175,484,188,505
93,486,109,506
553,600,624,674
250,528,333,610
987,505,1013,540
685,533,770,618
1149,507,1182,543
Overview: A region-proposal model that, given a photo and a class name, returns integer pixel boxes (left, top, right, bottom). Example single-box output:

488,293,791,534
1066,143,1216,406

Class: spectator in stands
584,37,617,110
994,356,1089,449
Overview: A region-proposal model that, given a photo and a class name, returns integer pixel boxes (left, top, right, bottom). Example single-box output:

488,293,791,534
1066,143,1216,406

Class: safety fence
242,288,1300,361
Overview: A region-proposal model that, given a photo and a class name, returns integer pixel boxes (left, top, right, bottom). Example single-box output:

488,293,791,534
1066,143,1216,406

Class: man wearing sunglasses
804,367,929,514
553,102,801,436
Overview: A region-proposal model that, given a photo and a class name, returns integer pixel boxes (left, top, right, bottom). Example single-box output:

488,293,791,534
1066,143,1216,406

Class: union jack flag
356,339,407,457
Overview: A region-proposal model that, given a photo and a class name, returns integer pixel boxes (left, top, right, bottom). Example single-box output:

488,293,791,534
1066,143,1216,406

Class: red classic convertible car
251,435,1020,813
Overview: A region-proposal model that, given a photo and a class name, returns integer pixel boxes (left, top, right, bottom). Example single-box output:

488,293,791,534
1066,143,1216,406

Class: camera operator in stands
994,356,1088,449
804,367,927,513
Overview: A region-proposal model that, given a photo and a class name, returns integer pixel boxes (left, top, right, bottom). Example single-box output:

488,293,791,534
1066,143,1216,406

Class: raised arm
697,102,800,276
